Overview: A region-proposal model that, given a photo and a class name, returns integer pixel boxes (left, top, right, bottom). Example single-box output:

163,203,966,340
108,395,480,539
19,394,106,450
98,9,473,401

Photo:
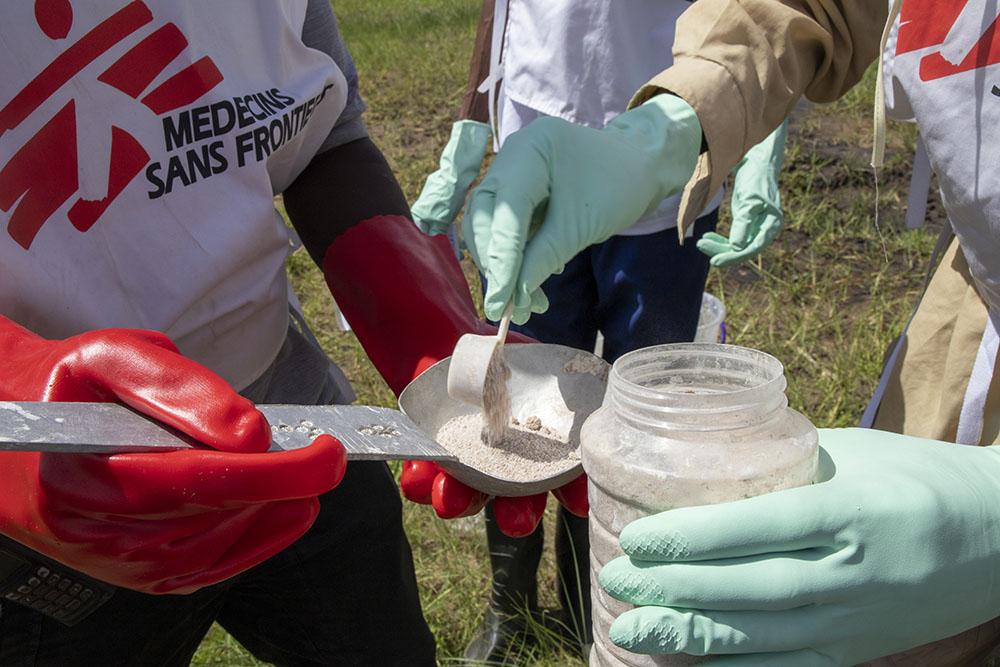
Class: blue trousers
506,210,718,363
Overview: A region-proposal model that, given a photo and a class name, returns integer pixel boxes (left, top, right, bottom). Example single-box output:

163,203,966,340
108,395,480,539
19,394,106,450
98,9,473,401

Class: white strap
956,307,1000,445
905,136,932,230
872,0,904,171
478,0,508,151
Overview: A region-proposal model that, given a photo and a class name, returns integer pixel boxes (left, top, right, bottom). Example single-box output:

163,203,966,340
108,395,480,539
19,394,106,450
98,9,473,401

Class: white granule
435,413,579,482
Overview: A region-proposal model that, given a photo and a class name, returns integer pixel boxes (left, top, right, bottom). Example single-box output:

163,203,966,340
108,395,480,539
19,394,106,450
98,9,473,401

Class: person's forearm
283,138,489,395
283,137,410,264
633,0,886,227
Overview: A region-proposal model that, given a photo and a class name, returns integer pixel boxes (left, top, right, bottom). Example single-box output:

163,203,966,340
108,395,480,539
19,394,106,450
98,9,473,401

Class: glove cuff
321,215,489,396
451,119,492,150
734,120,788,173
639,93,702,184
411,120,493,236
607,94,702,211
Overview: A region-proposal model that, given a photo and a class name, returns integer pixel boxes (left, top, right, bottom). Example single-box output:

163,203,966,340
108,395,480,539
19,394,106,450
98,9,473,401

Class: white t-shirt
884,0,1000,313
497,0,723,236
0,0,362,389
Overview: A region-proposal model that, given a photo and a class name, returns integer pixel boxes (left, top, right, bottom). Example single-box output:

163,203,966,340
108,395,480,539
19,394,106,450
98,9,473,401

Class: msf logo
0,0,223,250
896,0,1000,82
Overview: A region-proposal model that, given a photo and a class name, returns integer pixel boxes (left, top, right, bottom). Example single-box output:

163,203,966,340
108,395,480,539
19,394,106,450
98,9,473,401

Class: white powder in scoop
436,413,579,482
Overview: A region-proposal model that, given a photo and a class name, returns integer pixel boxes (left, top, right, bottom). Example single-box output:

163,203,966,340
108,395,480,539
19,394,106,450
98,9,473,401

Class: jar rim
610,343,785,407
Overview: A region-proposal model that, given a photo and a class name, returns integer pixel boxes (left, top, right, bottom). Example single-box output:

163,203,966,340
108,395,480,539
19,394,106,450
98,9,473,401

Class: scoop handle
495,302,513,343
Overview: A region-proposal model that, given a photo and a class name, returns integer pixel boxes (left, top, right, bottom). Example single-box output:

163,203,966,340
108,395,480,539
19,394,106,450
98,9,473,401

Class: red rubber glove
0,318,347,594
322,215,587,537
399,461,587,537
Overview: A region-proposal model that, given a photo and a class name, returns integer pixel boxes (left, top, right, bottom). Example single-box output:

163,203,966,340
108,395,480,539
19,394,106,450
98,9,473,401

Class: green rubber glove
599,428,1000,665
697,121,788,267
411,120,492,235
464,94,702,324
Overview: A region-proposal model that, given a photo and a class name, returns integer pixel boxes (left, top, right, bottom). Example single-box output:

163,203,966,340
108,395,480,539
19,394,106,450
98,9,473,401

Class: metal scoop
0,343,609,497
400,343,609,496
0,401,456,462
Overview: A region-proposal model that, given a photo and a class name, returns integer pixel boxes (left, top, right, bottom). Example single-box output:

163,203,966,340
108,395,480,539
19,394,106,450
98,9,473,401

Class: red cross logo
0,0,224,250
896,0,1000,82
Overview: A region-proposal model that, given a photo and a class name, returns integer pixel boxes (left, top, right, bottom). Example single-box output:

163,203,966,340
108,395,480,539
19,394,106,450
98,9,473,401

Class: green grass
192,2,938,664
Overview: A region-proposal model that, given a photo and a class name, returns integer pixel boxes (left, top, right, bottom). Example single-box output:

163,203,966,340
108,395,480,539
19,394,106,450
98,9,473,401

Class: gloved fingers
470,135,551,322
706,245,759,268
725,219,756,251
736,216,780,258
49,506,262,592
696,231,731,246
92,506,271,584
756,208,783,247
501,285,549,326
154,498,320,594
695,233,735,259
528,287,550,321
54,329,272,453
411,120,490,236
552,473,588,517
45,498,318,594
463,186,493,275
39,434,347,515
608,605,839,660
493,493,548,537
44,501,252,555
411,173,462,236
431,471,489,519
516,199,602,325
399,460,440,505
706,212,782,267
618,486,831,563
599,550,828,611
479,193,535,322
413,215,452,237
730,122,787,210
733,199,782,242
708,251,749,268
728,177,782,247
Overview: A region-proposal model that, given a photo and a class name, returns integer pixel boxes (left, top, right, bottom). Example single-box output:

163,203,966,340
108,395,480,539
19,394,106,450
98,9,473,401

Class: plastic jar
582,343,818,666
694,293,726,343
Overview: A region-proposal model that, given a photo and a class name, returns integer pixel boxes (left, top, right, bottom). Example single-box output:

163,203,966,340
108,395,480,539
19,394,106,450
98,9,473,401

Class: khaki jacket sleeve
631,0,887,235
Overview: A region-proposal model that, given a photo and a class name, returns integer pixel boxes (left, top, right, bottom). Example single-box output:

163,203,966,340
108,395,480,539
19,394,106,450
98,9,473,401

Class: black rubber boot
550,506,592,653
463,503,544,663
